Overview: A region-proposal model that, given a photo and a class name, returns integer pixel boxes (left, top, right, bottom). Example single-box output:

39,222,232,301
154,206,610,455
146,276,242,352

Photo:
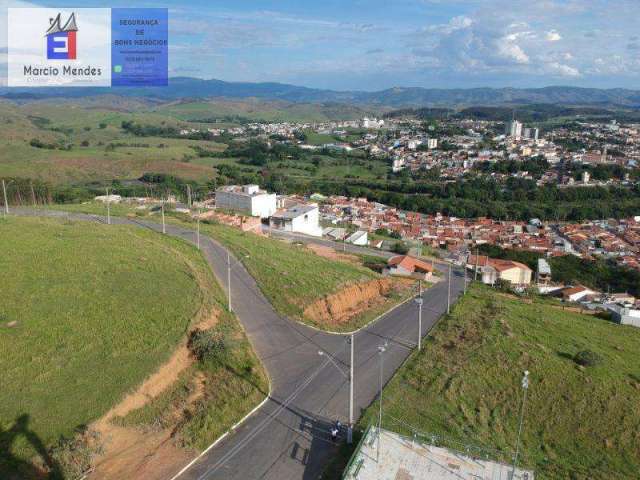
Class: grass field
197,221,380,322
0,216,219,477
0,98,389,186
359,285,640,479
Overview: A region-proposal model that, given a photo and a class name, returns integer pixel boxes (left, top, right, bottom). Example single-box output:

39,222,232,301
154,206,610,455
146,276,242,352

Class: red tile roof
388,255,434,273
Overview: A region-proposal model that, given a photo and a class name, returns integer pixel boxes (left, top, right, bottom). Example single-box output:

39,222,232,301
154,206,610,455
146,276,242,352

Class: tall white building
506,120,523,139
427,138,438,149
215,185,277,218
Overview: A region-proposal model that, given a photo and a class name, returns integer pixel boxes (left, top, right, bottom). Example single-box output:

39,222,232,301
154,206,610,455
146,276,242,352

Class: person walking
330,425,339,442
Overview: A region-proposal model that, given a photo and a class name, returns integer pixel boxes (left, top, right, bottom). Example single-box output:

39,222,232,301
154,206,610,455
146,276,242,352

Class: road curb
167,387,272,480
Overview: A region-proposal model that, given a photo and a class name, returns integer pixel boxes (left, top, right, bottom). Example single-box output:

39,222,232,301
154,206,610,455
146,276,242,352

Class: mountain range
2,77,640,108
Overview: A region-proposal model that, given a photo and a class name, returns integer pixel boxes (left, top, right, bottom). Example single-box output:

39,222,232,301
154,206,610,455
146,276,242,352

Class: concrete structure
386,255,434,280
346,230,368,246
270,203,322,237
94,194,122,203
607,304,640,327
323,227,347,241
343,427,534,480
215,184,277,218
427,138,438,149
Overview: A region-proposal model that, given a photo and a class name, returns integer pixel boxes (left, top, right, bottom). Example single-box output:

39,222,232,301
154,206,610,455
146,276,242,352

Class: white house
346,230,368,246
270,203,323,237
215,185,277,218
560,285,598,302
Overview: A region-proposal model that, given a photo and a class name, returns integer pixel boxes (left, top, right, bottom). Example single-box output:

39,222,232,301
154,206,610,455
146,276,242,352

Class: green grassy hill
0,216,223,477
360,285,640,479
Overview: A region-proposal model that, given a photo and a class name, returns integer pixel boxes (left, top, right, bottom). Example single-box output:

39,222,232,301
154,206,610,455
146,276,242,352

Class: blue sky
2,0,640,90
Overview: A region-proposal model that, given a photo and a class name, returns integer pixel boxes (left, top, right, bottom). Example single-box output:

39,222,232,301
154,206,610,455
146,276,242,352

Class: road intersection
12,209,465,480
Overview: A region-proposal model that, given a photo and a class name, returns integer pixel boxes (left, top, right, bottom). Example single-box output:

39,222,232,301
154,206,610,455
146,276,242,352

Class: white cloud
497,38,530,64
546,30,562,41
547,62,580,76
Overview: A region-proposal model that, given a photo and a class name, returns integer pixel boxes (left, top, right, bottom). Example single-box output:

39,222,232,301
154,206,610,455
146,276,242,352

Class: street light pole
416,280,423,351
105,187,111,225
377,343,387,464
447,263,452,314
161,201,166,234
196,209,201,250
348,333,354,444
2,179,9,215
227,251,232,312
463,261,467,295
512,370,530,479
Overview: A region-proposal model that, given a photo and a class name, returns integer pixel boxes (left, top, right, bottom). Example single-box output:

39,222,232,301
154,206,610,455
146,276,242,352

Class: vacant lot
360,285,640,479
0,216,210,477
197,221,385,327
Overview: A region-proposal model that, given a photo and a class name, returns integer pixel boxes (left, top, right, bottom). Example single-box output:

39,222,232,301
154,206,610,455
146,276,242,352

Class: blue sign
111,8,168,87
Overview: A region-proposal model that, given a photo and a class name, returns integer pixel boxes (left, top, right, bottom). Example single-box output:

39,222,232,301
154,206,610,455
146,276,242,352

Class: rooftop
344,427,534,480
272,203,318,219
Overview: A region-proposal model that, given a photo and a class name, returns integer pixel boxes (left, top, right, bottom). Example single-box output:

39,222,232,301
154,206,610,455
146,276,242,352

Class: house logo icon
45,13,78,60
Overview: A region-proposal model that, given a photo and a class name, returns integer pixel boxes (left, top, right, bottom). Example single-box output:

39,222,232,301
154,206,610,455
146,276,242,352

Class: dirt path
89,311,217,480
306,243,361,264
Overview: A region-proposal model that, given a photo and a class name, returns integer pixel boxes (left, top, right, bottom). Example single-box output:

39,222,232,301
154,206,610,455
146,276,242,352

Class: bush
188,328,228,363
49,428,102,479
391,241,409,255
573,349,602,367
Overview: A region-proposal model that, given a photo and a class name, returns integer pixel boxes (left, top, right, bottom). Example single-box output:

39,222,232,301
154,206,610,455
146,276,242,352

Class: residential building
537,258,552,285
506,120,523,139
560,285,598,302
215,185,277,218
270,203,323,237
467,255,533,286
385,255,434,280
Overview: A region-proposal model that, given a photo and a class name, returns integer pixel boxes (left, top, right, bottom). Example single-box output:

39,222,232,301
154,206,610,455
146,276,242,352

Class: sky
1,0,640,90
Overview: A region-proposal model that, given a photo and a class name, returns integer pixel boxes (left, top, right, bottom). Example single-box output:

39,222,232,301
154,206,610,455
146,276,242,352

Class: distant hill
2,77,640,108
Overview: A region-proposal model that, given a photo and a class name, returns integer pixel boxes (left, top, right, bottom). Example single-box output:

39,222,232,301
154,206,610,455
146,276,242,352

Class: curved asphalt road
12,208,465,480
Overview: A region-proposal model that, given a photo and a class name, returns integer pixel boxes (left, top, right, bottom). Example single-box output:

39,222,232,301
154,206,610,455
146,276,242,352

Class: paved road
12,209,465,480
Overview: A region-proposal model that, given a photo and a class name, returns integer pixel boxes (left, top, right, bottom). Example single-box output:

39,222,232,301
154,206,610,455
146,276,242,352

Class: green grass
360,285,640,479
114,304,268,451
0,216,212,476
197,221,379,321
22,205,394,331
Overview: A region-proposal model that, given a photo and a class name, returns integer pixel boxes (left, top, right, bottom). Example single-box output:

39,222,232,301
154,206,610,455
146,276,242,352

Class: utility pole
512,371,530,479
447,263,452,314
161,201,166,234
348,333,354,444
30,181,36,207
105,187,111,225
187,184,192,209
227,251,232,312
463,261,467,295
377,343,387,464
415,280,423,351
196,209,201,250
474,248,479,281
2,179,8,215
